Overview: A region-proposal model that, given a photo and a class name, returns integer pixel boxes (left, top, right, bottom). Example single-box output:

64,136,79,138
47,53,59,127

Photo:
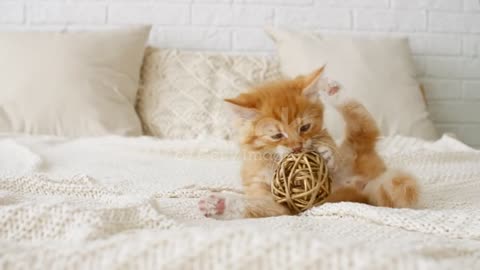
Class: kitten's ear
224,94,258,120
302,66,327,100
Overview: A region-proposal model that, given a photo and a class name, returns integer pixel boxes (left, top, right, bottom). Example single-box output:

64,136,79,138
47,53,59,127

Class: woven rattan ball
272,151,332,213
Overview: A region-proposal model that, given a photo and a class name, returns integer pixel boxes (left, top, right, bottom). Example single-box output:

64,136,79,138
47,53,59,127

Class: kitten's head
225,68,331,156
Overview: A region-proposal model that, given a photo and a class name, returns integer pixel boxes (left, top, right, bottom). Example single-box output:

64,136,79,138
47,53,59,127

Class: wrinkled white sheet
0,134,479,270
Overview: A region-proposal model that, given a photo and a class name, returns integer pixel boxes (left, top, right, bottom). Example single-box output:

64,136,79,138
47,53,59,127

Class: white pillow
137,48,283,139
0,27,151,137
266,28,438,140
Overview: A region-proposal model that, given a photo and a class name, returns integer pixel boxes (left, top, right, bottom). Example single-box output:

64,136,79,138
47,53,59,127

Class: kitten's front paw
198,194,225,218
198,193,246,220
317,146,336,171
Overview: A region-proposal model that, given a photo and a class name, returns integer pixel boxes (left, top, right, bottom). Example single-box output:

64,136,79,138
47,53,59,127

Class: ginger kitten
198,68,419,219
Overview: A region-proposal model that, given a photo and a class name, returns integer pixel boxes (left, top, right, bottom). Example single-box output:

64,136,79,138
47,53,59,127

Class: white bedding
0,134,479,269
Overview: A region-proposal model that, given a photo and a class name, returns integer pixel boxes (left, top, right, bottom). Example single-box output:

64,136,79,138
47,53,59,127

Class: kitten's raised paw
198,194,225,218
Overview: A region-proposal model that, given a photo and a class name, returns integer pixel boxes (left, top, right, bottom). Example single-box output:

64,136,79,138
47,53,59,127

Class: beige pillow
137,48,283,139
0,27,150,137
266,28,438,140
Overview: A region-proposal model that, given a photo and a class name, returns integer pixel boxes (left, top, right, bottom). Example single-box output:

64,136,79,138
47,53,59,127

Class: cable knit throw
0,135,479,269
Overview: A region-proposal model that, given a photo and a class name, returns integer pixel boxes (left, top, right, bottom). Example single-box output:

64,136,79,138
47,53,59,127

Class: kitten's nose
292,145,303,153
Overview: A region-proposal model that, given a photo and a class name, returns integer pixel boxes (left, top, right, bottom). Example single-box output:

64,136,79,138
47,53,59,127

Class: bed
0,27,479,270
0,134,479,269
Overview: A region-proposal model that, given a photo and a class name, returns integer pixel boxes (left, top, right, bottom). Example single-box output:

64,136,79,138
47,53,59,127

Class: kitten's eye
271,133,283,140
300,123,311,133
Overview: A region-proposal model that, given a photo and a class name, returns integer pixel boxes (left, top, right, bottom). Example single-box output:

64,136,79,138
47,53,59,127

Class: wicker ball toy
272,151,332,214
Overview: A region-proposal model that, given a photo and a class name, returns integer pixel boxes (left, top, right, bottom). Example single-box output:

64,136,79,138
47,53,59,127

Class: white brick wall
0,0,479,147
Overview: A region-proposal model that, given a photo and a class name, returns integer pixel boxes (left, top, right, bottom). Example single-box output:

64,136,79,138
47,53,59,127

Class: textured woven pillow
137,49,283,139
0,27,150,137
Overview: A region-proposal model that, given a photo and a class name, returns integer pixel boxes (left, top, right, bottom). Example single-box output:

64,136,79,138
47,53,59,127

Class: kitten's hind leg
363,169,420,208
339,100,386,179
326,186,369,204
320,82,386,179
333,99,420,208
320,82,419,208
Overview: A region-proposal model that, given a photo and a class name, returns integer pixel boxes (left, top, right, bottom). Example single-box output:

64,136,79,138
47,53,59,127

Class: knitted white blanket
0,135,479,270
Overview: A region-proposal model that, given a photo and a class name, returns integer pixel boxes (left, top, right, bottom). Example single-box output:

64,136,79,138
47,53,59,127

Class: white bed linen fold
0,134,478,269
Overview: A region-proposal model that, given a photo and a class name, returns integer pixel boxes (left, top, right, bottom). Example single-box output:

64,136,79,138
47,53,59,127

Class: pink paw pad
328,86,339,96
198,194,226,217
327,81,340,96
